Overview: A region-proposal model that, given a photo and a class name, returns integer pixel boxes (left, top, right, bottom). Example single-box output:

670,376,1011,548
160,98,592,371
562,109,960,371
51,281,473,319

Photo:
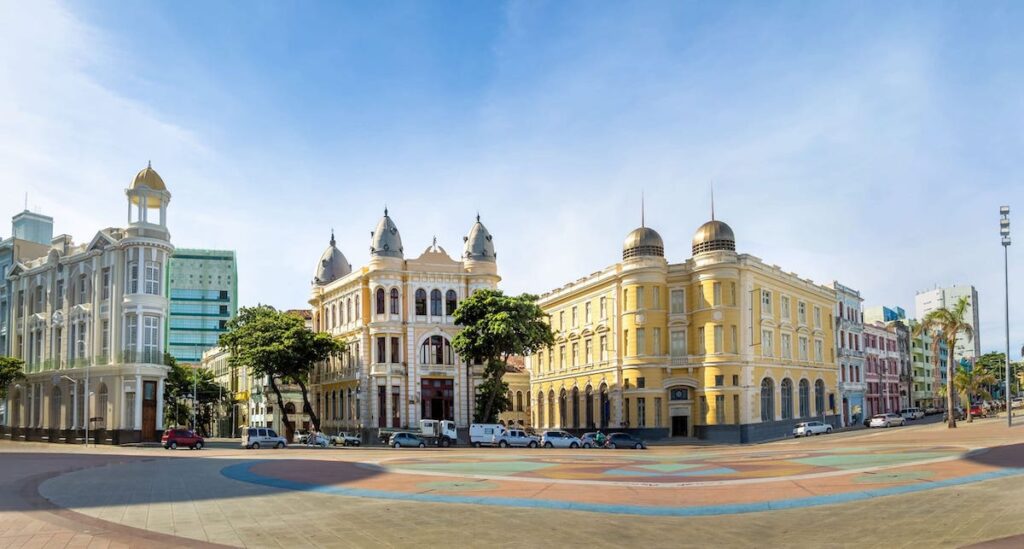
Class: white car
899,408,925,420
306,432,330,447
1012,397,1024,409
792,421,832,437
497,429,540,448
869,413,906,428
330,432,361,446
540,430,582,448
242,427,288,449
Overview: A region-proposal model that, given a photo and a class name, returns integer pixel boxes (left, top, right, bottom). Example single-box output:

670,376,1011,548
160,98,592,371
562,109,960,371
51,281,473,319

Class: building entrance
421,378,453,421
671,415,689,437
142,381,157,441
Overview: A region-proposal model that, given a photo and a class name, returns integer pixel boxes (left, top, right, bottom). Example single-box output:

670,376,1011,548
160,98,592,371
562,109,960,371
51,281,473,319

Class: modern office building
832,282,866,426
166,249,237,364
11,210,54,246
2,163,174,444
915,285,981,362
308,211,500,441
1,213,53,356
529,212,840,443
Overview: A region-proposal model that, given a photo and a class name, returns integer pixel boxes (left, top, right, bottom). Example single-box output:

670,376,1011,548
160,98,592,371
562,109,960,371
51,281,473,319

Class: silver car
541,430,582,448
792,421,832,437
498,429,540,448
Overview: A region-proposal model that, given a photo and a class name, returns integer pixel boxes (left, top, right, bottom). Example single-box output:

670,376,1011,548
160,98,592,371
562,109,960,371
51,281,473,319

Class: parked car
580,432,603,448
969,405,987,418
330,432,361,446
925,406,940,416
469,423,508,447
540,430,582,448
869,413,905,428
1012,397,1024,409
389,432,427,448
605,432,646,449
943,407,966,421
242,427,288,449
792,421,832,437
900,408,925,420
294,429,310,444
306,432,330,447
162,428,204,450
498,429,539,448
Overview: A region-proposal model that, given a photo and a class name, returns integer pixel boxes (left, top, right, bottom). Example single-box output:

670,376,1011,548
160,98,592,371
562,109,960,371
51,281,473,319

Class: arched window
780,378,793,420
330,305,336,328
571,387,580,429
346,298,353,323
558,389,568,427
760,378,775,422
585,386,594,428
51,386,62,429
390,288,400,315
798,379,810,417
285,402,296,415
548,390,555,428
536,392,545,428
446,290,457,315
415,289,427,316
355,296,360,319
430,289,442,316
375,288,386,315
420,335,453,365
339,390,345,420
815,379,825,415
516,391,524,412
332,391,337,420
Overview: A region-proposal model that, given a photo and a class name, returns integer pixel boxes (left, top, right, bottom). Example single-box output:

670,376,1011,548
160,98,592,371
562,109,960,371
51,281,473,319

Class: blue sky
2,1,1023,357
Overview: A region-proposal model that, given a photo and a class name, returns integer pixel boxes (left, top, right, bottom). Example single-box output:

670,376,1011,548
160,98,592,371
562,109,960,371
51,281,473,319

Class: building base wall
0,426,148,445
697,416,841,443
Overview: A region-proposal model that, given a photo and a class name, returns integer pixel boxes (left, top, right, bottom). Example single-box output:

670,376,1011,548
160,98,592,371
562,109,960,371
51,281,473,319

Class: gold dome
129,162,168,207
691,220,736,255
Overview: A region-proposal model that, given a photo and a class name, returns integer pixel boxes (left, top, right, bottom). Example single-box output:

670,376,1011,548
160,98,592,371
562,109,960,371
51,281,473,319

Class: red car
969,405,987,418
162,429,205,450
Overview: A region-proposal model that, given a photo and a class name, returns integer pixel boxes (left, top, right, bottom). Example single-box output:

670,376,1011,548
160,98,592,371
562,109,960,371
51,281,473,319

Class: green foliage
162,353,225,431
954,364,996,422
974,352,1005,378
0,356,26,399
916,296,975,428
452,290,554,422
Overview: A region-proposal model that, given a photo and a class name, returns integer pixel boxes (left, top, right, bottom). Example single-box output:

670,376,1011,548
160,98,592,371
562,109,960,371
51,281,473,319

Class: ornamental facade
529,212,840,443
2,164,174,444
309,211,498,437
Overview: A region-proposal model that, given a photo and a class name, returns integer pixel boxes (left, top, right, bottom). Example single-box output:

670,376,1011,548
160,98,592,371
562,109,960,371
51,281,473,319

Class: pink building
863,322,900,416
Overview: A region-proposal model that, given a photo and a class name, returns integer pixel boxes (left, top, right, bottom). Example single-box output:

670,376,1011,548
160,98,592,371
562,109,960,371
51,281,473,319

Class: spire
384,205,388,217
710,182,715,221
147,160,152,169
330,228,336,247
476,212,480,223
641,190,646,228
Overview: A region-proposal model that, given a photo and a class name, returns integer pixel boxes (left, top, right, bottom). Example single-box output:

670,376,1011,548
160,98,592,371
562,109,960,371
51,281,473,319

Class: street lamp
1000,205,1011,426
78,339,90,447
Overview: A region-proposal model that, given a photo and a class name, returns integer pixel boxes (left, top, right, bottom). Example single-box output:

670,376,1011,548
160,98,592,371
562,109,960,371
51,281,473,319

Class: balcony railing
120,348,166,365
370,362,407,377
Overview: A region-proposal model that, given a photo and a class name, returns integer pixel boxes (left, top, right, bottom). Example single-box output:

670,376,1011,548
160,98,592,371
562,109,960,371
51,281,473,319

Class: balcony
839,381,866,393
370,362,407,377
319,366,360,383
670,355,689,366
838,349,865,358
119,348,166,366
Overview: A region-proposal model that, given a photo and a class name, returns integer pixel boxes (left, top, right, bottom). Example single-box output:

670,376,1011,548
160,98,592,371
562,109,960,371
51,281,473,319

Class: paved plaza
2,418,1024,548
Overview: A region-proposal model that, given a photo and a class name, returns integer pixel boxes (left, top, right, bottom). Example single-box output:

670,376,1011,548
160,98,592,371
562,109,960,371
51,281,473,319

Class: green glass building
166,249,238,364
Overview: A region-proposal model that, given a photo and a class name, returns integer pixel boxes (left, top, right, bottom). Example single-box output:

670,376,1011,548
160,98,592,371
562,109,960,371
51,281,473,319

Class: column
134,374,142,431
156,377,165,429
385,374,392,428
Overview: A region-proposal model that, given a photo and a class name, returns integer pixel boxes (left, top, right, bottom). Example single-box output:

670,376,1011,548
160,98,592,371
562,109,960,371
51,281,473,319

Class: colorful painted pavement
221,443,1024,516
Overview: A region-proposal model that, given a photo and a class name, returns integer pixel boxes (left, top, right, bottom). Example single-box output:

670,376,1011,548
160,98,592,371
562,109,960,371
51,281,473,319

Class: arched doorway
599,383,610,429
536,391,545,428
547,390,555,428
585,386,594,429
668,386,693,437
558,389,567,428
571,387,580,429
50,386,62,430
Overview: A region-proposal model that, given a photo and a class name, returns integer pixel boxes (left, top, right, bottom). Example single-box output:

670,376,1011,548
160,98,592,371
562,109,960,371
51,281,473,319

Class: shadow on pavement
963,443,1024,469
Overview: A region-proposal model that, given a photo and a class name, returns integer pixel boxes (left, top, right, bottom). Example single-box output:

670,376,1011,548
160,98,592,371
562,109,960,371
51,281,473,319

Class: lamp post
1000,206,1011,426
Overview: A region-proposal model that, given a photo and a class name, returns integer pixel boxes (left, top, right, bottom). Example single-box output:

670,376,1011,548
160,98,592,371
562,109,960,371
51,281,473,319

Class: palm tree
953,364,995,422
915,296,975,428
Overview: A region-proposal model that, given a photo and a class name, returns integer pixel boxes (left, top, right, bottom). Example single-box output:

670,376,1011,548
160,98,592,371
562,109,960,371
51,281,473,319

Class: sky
2,1,1023,358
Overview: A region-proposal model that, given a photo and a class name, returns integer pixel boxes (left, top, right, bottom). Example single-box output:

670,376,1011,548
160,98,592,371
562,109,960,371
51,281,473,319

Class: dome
622,226,664,260
370,208,404,258
463,214,496,262
692,219,736,255
131,162,167,192
314,232,351,285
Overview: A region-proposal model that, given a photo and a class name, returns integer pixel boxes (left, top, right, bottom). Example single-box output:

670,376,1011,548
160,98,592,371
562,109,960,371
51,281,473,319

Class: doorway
671,415,689,437
142,381,157,441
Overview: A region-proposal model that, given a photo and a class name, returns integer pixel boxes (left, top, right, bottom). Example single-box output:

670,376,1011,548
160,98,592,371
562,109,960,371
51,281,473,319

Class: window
584,302,591,324
572,306,578,327
700,396,708,421
391,337,400,363
799,379,810,417
420,335,453,365
652,287,661,309
636,286,645,309
670,330,686,357
652,327,661,355
670,289,685,314
798,301,807,325
814,306,822,328
713,325,723,353
636,328,646,355
599,336,608,360
144,261,161,295
781,295,790,319
799,336,809,361
585,338,592,364
377,336,386,363
355,295,360,319
125,314,138,348
430,290,442,316
713,282,722,306
599,297,607,319
637,397,646,427
624,330,630,356
100,320,109,357
559,311,565,330
376,288,386,315
143,316,159,354
715,395,726,424
815,339,824,362
571,342,578,366
730,282,737,306
56,279,65,305
559,345,566,368
762,329,773,357
815,380,825,414
548,350,553,371
390,289,400,315
730,325,737,353
654,397,662,428
670,387,689,401
732,374,739,386
761,290,772,315
415,289,427,316
697,327,705,354
760,378,774,421
77,275,87,305
623,289,629,310
714,374,724,386
782,333,792,359
624,398,630,426
445,290,457,315
780,378,793,420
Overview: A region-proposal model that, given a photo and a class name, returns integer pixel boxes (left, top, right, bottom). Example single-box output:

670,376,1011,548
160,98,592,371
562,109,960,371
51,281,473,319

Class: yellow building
309,210,499,438
497,356,532,430
529,213,839,442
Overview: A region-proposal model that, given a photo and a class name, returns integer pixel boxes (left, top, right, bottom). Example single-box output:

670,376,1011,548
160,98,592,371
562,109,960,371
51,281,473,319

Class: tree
452,290,554,423
219,306,342,435
915,296,975,428
0,356,26,399
162,354,223,434
953,364,996,423
974,352,1006,399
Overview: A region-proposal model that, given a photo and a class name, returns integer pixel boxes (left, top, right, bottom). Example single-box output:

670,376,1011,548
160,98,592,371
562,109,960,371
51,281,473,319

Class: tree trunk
946,342,956,428
481,355,506,423
267,376,291,437
295,377,320,432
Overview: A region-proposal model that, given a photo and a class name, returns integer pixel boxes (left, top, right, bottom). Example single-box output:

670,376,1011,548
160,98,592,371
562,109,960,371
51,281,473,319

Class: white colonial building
309,210,499,438
2,164,174,444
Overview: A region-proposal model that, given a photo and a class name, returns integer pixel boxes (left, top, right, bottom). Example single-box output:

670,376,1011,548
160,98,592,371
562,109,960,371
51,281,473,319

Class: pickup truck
330,432,361,446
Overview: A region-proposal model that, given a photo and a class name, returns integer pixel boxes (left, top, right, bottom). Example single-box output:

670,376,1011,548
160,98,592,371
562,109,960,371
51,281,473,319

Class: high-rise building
11,210,54,245
166,249,238,365
915,285,980,362
1,211,53,357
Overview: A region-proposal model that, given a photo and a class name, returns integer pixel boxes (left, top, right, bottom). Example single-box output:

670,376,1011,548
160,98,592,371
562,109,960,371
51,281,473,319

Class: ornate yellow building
308,210,499,438
529,214,839,442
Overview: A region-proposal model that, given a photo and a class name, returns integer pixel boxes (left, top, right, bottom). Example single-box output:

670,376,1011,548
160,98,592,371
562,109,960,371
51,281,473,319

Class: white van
469,423,507,447
900,408,924,420
242,427,288,449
